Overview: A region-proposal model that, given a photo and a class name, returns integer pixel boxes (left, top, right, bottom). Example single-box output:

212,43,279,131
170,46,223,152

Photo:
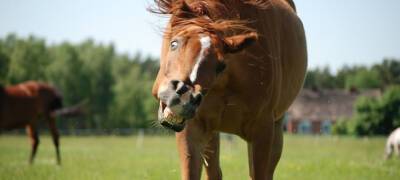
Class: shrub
352,86,400,136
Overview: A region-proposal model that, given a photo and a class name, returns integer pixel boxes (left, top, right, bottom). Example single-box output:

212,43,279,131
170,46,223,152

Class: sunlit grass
0,134,399,180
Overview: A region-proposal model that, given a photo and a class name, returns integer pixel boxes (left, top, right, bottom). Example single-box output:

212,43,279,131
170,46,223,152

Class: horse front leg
267,118,283,176
248,117,275,180
204,133,222,180
175,120,210,180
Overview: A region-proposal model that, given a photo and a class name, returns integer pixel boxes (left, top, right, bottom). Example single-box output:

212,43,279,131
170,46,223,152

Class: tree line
1,34,399,133
0,34,158,130
304,59,400,90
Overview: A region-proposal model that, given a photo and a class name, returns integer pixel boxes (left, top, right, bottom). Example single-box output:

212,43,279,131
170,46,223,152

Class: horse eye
170,40,179,50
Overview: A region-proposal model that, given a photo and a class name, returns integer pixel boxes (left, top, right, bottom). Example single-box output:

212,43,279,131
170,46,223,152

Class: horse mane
149,0,270,15
149,0,265,38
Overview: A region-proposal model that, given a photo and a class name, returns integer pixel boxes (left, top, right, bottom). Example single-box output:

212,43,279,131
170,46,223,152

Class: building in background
285,88,381,134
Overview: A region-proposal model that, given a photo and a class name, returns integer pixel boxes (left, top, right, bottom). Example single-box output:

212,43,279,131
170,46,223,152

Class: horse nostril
176,83,189,95
170,80,180,90
191,93,202,106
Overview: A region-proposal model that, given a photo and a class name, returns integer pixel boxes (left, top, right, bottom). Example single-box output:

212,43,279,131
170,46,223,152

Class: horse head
151,1,258,132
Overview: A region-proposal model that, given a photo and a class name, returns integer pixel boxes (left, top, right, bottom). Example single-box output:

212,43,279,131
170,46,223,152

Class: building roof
288,89,381,122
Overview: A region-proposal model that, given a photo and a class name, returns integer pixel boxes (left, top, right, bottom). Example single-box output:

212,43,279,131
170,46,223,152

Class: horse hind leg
26,125,40,164
48,118,61,165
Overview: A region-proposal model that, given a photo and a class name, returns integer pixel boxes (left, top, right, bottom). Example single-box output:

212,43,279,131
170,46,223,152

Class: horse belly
0,98,38,129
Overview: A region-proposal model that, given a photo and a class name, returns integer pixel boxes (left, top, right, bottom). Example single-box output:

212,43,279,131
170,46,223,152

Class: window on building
298,120,311,134
321,120,332,134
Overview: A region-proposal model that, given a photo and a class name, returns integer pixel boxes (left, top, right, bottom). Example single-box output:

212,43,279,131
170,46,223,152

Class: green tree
304,67,336,89
46,43,91,129
109,56,158,128
352,86,400,136
0,50,9,84
7,36,49,83
373,59,400,88
77,40,115,128
345,67,382,90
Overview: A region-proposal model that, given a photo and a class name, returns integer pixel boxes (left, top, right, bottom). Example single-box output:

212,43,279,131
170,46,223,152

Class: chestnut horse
1,81,65,165
151,0,307,179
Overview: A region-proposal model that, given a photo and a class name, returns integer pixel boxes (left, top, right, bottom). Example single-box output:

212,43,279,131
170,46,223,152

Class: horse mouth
158,102,186,132
160,120,185,132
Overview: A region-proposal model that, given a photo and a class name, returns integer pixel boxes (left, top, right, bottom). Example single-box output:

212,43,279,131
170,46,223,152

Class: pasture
0,134,399,180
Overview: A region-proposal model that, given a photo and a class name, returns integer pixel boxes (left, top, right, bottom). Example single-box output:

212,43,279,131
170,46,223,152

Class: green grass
0,134,399,180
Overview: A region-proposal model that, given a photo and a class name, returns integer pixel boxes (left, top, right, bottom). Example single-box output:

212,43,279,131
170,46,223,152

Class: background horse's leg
204,133,222,180
175,120,208,180
385,143,393,159
48,117,61,165
396,144,400,159
26,124,39,164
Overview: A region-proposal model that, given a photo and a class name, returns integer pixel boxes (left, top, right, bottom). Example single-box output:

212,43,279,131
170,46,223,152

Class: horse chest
201,90,268,137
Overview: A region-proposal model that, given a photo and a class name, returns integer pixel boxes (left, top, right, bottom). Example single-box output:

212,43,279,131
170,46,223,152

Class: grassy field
0,134,399,180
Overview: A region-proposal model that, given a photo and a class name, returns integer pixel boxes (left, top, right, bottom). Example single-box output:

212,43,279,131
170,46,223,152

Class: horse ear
223,32,258,53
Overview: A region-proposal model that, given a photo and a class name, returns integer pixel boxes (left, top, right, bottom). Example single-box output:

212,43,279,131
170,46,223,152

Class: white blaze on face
190,35,211,83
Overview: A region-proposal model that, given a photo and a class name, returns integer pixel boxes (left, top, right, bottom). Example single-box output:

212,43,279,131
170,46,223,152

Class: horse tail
53,100,87,118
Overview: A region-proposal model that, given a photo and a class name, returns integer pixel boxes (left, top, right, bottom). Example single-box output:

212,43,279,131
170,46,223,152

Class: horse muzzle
157,80,203,132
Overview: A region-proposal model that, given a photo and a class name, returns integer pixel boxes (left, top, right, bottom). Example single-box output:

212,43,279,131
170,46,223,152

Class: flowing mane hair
148,0,270,38
149,0,270,15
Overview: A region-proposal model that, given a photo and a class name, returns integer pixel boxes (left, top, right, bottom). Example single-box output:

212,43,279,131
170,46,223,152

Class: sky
1,0,399,72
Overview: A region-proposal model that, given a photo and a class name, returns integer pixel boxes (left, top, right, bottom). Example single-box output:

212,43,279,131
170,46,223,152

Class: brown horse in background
0,81,75,165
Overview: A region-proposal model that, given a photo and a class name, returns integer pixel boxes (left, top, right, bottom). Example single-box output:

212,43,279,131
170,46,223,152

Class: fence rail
1,128,174,136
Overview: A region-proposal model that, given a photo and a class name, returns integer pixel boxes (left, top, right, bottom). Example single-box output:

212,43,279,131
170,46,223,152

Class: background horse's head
151,0,258,131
